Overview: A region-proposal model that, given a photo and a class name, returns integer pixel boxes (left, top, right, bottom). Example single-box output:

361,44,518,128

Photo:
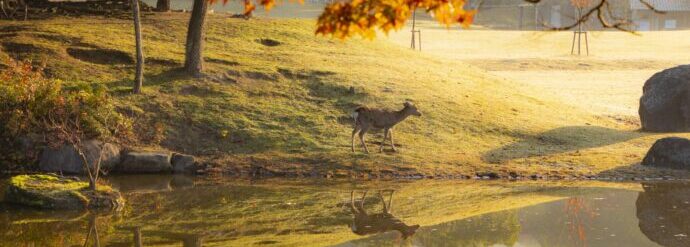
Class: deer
348,190,420,239
351,102,422,153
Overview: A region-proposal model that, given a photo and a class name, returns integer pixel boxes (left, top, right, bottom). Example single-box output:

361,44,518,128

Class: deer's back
352,213,412,236
356,107,400,128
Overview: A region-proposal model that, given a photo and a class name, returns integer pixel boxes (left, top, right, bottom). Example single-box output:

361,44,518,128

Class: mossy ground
4,174,122,209
1,14,689,179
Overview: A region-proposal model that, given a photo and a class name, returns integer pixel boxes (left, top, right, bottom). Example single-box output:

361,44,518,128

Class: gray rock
639,65,690,132
642,137,690,170
171,153,196,173
117,152,172,173
39,140,121,174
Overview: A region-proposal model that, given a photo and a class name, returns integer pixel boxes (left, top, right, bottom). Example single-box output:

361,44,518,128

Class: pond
0,175,688,246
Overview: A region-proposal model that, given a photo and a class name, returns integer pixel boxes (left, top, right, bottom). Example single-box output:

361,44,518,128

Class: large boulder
171,153,196,173
38,140,121,174
4,174,124,210
639,65,690,132
117,152,172,173
642,137,690,170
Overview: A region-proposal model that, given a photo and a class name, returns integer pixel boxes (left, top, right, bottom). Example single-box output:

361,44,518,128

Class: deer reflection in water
349,190,420,239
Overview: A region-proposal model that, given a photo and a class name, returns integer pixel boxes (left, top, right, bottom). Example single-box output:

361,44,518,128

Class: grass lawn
1,14,689,178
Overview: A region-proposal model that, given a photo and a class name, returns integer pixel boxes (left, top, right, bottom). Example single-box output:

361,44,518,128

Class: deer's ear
403,102,411,107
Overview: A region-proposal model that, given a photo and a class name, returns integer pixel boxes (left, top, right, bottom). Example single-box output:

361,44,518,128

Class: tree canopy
230,0,661,39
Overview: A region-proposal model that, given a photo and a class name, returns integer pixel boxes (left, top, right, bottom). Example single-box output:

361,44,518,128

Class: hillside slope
0,14,681,178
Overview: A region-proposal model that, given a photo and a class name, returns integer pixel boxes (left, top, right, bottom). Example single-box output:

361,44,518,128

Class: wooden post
410,8,416,49
519,6,524,30
410,6,421,51
570,7,589,56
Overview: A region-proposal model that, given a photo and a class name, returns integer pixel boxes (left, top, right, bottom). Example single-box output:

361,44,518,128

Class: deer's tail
352,107,366,126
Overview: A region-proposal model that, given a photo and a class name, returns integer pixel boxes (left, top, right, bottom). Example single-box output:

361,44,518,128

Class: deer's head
403,102,422,117
401,224,420,239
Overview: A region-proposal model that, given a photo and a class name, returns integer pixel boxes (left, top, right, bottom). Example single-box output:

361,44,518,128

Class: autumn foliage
316,0,475,39
232,0,475,39
0,60,130,168
570,0,592,8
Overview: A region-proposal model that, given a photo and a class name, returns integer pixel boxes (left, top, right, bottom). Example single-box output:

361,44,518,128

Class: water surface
0,175,688,246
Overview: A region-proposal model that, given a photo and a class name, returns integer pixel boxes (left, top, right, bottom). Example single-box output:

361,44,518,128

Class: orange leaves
260,0,276,11
208,0,297,16
570,0,592,8
205,0,474,39
316,0,474,39
243,0,257,15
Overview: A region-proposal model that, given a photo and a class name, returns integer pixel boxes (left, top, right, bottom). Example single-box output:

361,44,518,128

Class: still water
0,175,688,247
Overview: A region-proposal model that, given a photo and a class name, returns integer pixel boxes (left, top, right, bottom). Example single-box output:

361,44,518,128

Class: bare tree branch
526,0,663,32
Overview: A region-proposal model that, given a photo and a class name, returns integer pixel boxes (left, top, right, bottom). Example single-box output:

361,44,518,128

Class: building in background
630,0,690,30
467,0,689,30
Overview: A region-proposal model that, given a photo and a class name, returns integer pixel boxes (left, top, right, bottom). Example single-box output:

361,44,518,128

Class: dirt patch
0,33,18,39
66,47,133,65
32,33,76,44
465,58,680,71
0,26,29,33
204,57,240,66
1,42,53,60
245,71,278,81
179,84,225,96
256,38,281,47
278,68,336,80
149,58,181,66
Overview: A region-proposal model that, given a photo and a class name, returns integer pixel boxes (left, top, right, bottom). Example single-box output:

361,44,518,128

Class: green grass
1,13,687,178
4,174,118,209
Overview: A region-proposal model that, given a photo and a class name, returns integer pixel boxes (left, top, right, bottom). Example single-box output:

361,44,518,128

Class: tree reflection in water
83,214,100,247
563,197,595,247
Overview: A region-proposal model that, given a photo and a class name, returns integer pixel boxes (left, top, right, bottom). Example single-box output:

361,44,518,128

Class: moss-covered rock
3,174,124,210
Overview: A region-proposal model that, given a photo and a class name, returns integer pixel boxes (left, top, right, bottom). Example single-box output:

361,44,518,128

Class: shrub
0,60,131,170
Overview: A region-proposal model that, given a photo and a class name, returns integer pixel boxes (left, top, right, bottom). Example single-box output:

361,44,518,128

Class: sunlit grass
1,14,689,178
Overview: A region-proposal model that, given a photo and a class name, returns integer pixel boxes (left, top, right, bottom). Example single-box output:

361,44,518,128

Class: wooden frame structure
410,8,421,51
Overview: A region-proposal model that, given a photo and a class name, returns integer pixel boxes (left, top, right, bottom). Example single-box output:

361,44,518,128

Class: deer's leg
389,129,397,152
358,191,368,214
378,191,389,214
350,191,358,214
380,128,389,152
388,190,394,214
359,127,370,154
351,126,361,152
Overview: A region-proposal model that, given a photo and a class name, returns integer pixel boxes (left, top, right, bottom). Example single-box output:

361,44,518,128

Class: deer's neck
393,109,411,124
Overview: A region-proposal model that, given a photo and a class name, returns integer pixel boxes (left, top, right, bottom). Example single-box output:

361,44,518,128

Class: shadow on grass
482,126,645,163
278,68,367,122
106,67,193,95
595,162,645,179
595,162,690,179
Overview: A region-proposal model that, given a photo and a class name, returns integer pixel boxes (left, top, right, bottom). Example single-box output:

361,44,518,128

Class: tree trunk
132,0,144,94
133,227,143,247
184,0,208,76
156,0,170,12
